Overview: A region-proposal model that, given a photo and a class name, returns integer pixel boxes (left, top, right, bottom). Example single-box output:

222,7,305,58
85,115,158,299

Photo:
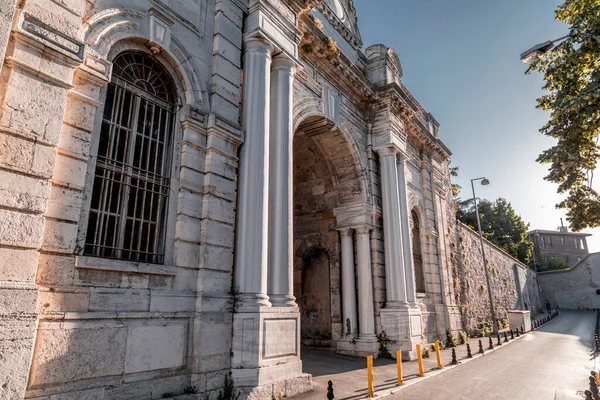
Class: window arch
84,51,177,264
411,209,426,293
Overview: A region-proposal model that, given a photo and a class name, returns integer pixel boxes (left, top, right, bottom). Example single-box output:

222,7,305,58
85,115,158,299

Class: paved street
391,311,595,400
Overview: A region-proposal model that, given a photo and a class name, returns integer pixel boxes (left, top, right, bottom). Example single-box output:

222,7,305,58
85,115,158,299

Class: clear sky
352,0,600,251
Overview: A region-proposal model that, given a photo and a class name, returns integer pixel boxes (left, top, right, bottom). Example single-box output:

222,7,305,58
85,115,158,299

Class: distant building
528,227,591,267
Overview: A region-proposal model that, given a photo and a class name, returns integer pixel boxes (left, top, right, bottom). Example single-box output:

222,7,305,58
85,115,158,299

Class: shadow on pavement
301,347,396,377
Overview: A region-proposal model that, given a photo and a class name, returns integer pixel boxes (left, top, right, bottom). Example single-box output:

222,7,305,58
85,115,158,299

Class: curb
369,332,529,399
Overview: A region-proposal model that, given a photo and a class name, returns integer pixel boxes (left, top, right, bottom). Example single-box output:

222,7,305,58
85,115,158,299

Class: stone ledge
75,256,177,276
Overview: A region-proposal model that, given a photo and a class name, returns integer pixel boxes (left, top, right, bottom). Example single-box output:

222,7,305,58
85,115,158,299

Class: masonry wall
0,0,245,398
454,222,541,335
538,253,600,309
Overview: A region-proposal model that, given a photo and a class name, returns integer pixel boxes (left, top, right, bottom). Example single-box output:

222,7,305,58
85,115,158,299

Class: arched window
411,210,426,293
84,51,177,264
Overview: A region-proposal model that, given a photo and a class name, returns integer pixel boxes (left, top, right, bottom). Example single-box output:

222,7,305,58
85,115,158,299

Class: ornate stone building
0,0,463,398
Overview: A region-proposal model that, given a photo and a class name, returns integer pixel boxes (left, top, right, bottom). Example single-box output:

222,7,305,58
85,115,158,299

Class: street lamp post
520,32,600,64
471,177,498,336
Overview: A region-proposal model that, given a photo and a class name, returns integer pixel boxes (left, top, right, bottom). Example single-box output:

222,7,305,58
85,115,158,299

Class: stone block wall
538,253,600,309
453,222,541,335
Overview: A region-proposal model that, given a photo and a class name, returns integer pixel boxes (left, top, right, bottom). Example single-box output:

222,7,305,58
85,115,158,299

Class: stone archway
292,115,367,348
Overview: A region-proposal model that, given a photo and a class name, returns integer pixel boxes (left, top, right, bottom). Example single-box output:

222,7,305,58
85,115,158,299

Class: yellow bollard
416,344,425,377
396,350,403,386
596,370,600,386
367,355,374,397
434,340,443,369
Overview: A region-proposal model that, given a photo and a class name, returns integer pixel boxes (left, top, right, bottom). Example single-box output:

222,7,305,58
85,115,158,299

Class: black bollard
497,334,502,346
478,339,484,354
504,332,508,342
585,390,594,400
488,336,494,350
520,326,524,334
327,380,334,400
451,348,458,365
466,343,473,358
516,328,520,337
510,329,514,340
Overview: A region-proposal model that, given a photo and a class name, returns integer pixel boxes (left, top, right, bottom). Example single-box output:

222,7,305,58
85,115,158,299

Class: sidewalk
291,312,557,400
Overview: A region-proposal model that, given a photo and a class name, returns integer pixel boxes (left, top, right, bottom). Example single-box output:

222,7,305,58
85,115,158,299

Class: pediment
317,0,362,49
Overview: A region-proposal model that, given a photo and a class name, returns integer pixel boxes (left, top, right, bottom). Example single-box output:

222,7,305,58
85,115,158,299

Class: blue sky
352,0,600,251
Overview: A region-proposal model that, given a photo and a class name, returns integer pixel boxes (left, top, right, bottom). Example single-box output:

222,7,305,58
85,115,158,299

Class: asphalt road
391,311,596,400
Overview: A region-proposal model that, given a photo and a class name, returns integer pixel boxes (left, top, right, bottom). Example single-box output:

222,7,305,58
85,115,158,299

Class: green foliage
459,331,469,345
423,347,431,358
526,0,600,231
457,197,534,264
217,374,240,400
184,386,199,394
162,394,173,399
445,330,457,348
475,321,493,337
377,331,396,359
536,254,571,271
449,165,461,199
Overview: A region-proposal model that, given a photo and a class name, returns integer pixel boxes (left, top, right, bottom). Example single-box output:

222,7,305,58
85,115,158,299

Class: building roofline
527,229,592,237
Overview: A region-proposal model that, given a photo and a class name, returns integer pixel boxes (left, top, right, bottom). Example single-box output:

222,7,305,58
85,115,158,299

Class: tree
457,198,534,264
526,0,600,231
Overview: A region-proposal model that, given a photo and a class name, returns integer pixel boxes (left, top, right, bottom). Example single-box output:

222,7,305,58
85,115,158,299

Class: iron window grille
411,210,426,293
84,52,177,264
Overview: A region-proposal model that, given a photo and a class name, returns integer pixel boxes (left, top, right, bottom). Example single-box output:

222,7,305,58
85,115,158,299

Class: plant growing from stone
445,330,457,348
377,331,396,359
459,331,469,345
423,347,431,358
217,374,240,400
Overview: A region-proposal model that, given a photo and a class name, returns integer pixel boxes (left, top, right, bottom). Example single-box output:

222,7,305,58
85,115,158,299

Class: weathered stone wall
538,253,600,309
454,222,541,335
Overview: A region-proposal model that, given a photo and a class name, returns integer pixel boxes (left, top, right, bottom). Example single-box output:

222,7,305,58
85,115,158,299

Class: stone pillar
340,228,358,336
267,54,296,307
233,37,273,310
356,226,376,341
376,147,408,307
397,153,417,306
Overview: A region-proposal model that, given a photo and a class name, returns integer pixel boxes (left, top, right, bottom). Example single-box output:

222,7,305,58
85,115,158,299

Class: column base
268,294,297,307
231,307,310,390
380,306,423,360
336,337,379,357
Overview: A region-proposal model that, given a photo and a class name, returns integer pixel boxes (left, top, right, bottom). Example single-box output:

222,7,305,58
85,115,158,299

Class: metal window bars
85,52,176,264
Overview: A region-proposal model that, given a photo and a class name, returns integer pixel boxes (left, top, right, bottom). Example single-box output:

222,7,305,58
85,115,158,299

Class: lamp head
520,41,554,64
481,178,490,186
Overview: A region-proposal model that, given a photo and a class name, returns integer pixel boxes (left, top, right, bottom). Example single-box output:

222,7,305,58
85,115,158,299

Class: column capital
375,146,399,158
271,53,298,74
338,227,354,236
244,36,274,57
354,225,373,235
397,150,410,163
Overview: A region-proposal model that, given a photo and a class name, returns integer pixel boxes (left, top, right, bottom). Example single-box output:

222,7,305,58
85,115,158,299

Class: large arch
292,112,369,347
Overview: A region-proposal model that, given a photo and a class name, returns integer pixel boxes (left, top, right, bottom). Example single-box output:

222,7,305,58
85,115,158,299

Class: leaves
457,198,534,264
527,0,600,230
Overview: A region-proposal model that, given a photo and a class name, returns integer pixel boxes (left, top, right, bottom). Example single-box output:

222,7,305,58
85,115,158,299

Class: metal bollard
466,343,473,358
478,339,484,354
488,336,494,350
434,340,443,370
327,380,334,400
504,332,508,342
521,326,524,334
510,330,514,340
451,348,458,365
585,389,593,400
416,344,425,377
497,334,502,346
516,328,521,337
367,356,374,397
396,350,403,386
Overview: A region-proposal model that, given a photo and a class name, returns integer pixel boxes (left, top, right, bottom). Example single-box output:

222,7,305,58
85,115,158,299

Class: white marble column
356,226,376,341
340,228,358,336
267,54,296,307
397,153,417,306
376,147,408,308
233,37,273,310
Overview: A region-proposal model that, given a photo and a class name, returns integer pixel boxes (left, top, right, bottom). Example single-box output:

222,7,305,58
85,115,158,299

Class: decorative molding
148,8,174,52
75,256,177,276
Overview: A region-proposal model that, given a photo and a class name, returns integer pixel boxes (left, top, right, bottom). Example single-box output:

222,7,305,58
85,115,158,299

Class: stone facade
0,0,536,399
538,253,600,309
451,222,542,335
529,228,591,267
